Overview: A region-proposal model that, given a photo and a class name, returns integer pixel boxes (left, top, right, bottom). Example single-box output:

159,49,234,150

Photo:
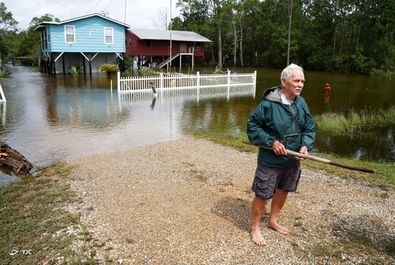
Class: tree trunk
217,21,223,69
216,2,223,69
233,20,237,66
239,17,244,67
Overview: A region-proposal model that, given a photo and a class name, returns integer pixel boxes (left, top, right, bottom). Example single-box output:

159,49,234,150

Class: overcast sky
2,0,181,31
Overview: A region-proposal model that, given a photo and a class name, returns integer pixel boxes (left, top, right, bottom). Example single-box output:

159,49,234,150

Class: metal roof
128,28,211,43
35,13,129,30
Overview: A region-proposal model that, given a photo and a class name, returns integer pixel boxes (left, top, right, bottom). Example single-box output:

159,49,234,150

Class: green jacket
247,86,316,168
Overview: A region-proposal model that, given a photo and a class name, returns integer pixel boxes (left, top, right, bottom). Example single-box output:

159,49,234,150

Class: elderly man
247,63,315,245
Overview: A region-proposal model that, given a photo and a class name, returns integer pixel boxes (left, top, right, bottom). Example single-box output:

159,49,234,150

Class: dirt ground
68,137,395,264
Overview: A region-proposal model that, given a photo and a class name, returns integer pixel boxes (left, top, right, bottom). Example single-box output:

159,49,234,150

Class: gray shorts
252,163,301,200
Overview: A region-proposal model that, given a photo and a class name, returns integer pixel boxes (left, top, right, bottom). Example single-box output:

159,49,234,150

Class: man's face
281,69,305,98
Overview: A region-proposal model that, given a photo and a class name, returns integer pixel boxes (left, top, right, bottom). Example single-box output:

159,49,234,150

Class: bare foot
250,227,266,246
266,221,289,235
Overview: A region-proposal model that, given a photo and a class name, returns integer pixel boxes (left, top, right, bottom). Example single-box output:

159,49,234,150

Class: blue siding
45,16,125,53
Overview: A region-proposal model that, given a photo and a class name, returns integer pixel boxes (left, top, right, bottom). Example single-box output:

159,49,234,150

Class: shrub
70,66,80,77
138,67,159,76
0,69,10,78
100,63,118,73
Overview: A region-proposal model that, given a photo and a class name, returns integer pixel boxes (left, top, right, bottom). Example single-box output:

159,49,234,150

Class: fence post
160,73,164,97
117,71,121,94
253,70,257,98
0,83,6,102
196,71,200,102
227,70,231,101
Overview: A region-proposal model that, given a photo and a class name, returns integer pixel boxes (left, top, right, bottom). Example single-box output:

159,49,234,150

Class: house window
64,25,75,43
146,40,152,47
104,27,114,44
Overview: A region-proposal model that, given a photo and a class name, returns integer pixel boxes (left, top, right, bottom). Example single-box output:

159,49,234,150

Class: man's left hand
295,146,308,160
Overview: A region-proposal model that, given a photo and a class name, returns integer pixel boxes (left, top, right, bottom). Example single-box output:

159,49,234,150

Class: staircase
157,53,181,69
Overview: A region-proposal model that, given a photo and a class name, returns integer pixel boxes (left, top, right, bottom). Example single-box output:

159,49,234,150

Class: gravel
68,137,395,264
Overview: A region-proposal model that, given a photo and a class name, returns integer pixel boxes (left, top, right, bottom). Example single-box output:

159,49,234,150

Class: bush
0,69,10,78
100,63,118,73
138,67,160,76
70,66,80,77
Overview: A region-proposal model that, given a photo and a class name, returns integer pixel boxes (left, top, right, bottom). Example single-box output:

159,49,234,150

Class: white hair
281,63,304,81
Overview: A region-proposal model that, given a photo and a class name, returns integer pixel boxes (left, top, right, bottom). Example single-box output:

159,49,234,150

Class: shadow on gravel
211,196,250,231
330,214,395,257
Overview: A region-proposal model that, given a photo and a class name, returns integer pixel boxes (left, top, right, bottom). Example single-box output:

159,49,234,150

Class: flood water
0,65,394,184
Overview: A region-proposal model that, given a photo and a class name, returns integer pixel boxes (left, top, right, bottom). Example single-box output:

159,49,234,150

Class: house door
180,42,187,53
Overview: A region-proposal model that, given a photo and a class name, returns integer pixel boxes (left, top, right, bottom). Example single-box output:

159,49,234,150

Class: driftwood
0,141,33,174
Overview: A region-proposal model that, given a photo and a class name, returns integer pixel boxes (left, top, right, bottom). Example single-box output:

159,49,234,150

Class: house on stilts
126,28,211,71
35,13,129,75
35,13,212,75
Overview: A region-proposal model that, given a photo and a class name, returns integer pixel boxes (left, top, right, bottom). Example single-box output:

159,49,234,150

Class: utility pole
124,0,127,23
287,0,293,66
168,0,173,72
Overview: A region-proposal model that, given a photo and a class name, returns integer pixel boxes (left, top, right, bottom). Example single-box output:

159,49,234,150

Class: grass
193,131,395,188
371,68,395,79
0,69,10,78
316,106,395,136
0,162,95,264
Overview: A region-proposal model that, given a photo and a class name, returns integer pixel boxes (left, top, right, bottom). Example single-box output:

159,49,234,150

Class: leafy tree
177,0,227,68
13,14,60,66
0,2,18,67
29,13,60,29
0,2,17,31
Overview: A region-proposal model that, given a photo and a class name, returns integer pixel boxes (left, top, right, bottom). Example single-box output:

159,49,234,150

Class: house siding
126,31,206,58
45,17,125,53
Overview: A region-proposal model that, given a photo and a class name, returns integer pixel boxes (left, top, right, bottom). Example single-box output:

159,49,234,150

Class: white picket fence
117,71,257,98
0,83,6,102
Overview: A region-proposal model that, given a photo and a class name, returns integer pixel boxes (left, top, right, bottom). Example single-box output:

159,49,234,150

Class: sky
2,0,181,31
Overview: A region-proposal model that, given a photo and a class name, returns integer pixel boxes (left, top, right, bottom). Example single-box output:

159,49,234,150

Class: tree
0,2,18,67
0,2,18,31
13,14,60,66
177,0,226,68
29,13,60,29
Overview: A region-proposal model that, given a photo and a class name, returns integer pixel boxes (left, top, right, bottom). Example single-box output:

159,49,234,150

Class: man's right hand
272,140,287,156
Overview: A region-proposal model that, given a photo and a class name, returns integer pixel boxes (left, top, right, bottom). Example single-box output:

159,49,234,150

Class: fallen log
0,141,33,174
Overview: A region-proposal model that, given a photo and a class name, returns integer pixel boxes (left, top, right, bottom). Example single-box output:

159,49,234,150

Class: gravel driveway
69,137,395,264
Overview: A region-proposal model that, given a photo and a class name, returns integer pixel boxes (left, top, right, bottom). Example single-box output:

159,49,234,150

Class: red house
126,28,211,70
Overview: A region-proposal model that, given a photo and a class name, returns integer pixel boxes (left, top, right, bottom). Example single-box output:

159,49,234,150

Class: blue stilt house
35,13,129,75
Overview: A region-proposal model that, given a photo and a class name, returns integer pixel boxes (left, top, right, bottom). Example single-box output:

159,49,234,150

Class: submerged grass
0,163,94,264
316,106,395,136
193,131,395,188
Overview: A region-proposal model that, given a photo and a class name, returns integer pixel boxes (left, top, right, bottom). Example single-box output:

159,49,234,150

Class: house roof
35,13,129,30
128,28,211,43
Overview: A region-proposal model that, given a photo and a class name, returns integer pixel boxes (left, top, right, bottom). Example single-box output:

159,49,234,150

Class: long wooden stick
284,148,374,173
245,142,374,173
